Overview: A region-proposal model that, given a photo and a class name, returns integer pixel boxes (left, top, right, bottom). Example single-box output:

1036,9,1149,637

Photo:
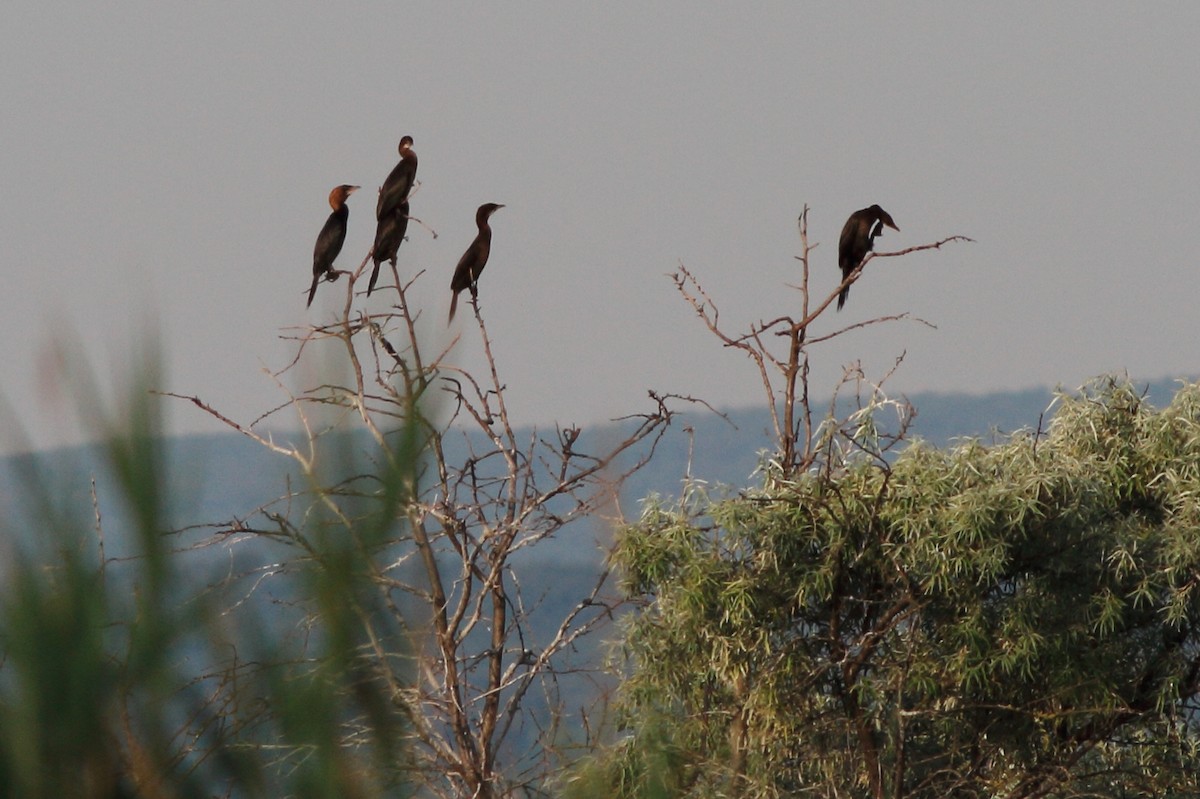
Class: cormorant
837,204,899,311
448,203,504,323
307,184,359,308
376,135,417,222
368,199,409,295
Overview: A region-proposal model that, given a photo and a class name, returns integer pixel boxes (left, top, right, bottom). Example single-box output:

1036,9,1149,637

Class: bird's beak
348,186,361,194
886,221,899,231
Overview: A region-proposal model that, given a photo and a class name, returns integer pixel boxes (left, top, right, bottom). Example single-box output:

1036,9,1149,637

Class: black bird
307,184,359,308
368,199,409,295
837,204,899,311
448,203,504,323
376,135,417,222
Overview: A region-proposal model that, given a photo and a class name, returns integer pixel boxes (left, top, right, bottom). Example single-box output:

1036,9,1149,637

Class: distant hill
622,379,1185,509
2,379,1189,554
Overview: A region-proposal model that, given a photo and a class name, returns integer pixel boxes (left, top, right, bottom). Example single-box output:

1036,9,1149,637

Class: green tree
579,215,1200,798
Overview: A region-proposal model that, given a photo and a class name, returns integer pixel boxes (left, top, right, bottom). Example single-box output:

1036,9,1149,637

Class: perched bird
368,199,409,295
376,135,417,222
837,204,899,311
307,184,359,308
448,203,504,323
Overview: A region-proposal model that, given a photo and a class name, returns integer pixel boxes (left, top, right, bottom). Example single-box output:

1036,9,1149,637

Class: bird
448,203,504,323
376,135,417,222
837,204,899,311
307,184,359,308
368,199,409,295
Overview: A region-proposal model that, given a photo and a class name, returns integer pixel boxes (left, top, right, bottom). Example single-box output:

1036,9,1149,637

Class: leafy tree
579,214,1200,798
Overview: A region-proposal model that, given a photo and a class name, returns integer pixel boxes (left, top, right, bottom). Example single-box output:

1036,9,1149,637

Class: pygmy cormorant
448,203,504,323
376,135,417,222
307,184,359,308
837,204,899,311
368,199,410,295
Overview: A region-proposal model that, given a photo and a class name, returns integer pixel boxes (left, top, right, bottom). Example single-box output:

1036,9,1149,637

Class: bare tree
671,206,971,478
167,251,679,798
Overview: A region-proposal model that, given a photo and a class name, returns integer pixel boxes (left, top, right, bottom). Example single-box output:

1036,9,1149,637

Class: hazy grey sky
3,4,1198,453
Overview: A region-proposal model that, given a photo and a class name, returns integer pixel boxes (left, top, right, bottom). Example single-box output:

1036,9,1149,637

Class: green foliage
601,379,1200,798
0,358,415,798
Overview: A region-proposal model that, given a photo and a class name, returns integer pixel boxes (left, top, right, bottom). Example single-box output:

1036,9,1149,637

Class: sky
3,4,1198,454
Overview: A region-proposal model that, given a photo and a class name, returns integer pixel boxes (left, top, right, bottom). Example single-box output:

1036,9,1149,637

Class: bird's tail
837,284,849,311
367,260,382,295
448,291,459,324
306,275,320,308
